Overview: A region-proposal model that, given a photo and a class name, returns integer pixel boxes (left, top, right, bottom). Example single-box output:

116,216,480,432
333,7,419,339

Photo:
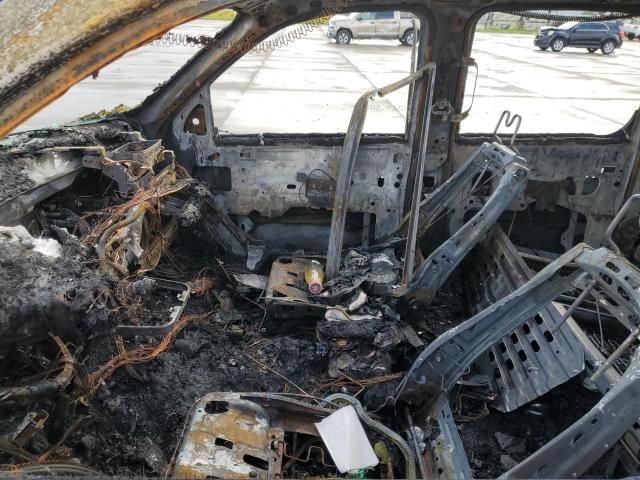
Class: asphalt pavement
14,19,640,136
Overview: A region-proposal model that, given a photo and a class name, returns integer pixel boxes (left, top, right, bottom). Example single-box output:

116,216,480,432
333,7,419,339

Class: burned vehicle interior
3,0,640,478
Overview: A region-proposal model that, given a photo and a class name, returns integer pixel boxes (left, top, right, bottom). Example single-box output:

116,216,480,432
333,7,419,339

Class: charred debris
1,108,640,479
4,0,640,474
0,117,639,479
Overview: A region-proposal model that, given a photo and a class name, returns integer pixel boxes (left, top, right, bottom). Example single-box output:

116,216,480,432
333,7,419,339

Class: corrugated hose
322,393,417,480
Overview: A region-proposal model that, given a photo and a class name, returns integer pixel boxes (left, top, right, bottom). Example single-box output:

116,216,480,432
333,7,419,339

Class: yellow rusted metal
173,393,282,479
171,393,334,479
0,0,234,137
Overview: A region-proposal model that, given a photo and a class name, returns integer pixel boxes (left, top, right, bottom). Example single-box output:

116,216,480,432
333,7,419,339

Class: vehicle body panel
326,10,414,42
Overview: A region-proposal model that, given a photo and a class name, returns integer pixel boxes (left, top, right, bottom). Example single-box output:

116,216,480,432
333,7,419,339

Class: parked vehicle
327,11,417,45
623,21,640,40
534,20,623,54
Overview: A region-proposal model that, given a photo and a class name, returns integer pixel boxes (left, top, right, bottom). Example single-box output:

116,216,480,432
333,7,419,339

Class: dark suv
534,21,623,54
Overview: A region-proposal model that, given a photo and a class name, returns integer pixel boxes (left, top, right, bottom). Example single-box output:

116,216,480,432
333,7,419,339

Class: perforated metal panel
466,227,584,412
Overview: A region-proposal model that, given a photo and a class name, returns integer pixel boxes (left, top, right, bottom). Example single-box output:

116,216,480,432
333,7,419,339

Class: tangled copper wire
87,311,211,392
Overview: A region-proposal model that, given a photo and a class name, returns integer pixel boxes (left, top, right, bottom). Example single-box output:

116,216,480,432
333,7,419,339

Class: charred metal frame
138,0,640,261
397,239,640,476
429,398,472,480
3,0,638,258
501,350,640,479
401,64,438,286
4,1,640,477
403,142,529,304
396,244,640,406
326,63,436,280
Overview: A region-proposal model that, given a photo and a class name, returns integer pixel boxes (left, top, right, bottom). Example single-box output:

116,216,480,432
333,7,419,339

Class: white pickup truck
327,11,418,46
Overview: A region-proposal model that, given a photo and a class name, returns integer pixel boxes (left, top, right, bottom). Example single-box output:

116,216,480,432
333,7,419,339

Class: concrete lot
467,33,640,134
15,19,640,136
